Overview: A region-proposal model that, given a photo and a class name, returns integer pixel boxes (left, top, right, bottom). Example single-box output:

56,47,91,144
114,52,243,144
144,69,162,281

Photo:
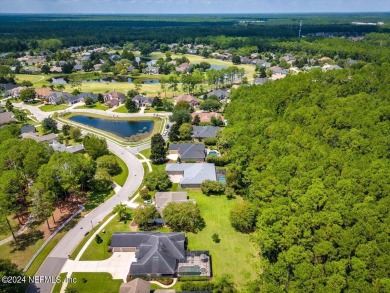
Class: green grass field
112,105,129,113
112,154,129,186
80,214,130,261
40,104,70,112
75,102,109,111
65,273,122,293
186,190,259,289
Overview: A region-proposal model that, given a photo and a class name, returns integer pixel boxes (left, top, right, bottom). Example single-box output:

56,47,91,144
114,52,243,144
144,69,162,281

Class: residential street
22,105,146,293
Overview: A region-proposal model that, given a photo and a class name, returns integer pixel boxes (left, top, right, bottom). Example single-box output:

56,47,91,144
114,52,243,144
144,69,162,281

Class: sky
0,0,389,14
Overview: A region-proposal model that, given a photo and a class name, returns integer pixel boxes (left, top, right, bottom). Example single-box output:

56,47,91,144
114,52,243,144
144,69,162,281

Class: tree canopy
220,64,390,292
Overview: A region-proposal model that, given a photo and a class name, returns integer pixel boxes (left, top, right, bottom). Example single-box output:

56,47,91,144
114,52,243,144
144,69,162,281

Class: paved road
18,104,148,292
27,141,144,293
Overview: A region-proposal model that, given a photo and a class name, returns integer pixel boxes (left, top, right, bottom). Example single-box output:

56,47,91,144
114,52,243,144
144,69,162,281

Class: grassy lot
75,102,109,111
25,216,80,276
80,214,130,261
186,190,259,290
83,189,115,211
40,104,70,112
0,216,79,272
52,273,67,293
70,213,114,259
65,273,122,293
0,215,20,241
139,148,151,159
112,154,129,186
112,105,129,113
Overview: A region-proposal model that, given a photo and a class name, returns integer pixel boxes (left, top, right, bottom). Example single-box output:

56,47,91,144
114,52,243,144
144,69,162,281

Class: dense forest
221,64,390,292
0,13,389,52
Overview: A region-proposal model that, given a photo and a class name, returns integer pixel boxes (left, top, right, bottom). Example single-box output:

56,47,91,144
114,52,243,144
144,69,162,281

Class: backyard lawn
40,104,70,112
75,102,109,111
186,190,259,289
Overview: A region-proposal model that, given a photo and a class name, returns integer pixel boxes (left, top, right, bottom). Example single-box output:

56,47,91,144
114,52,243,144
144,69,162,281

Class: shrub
212,233,221,243
201,180,225,195
95,234,103,244
203,137,218,146
139,187,150,200
180,281,214,291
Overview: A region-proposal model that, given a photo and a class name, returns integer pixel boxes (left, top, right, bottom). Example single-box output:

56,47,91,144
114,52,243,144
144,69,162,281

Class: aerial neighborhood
0,11,388,293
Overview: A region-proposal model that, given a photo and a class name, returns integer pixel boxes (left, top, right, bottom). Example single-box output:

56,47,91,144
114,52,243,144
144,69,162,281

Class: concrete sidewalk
61,252,135,281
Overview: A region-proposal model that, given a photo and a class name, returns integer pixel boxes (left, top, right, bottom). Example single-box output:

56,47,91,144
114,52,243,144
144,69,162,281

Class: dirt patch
129,220,138,232
40,196,85,239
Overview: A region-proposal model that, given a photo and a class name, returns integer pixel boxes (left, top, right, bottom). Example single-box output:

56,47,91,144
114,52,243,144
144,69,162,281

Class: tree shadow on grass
84,189,112,211
10,230,44,252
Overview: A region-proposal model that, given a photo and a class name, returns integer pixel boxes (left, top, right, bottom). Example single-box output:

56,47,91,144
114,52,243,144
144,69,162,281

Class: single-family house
50,66,62,73
8,86,27,98
132,95,153,107
173,94,199,108
103,91,126,107
46,92,77,105
0,83,18,93
0,112,15,126
253,77,270,85
192,126,221,141
73,64,83,71
110,232,211,279
119,278,150,293
240,56,252,64
111,232,185,277
175,63,190,73
270,66,289,75
207,89,229,100
35,88,53,99
191,112,224,124
93,64,102,71
49,141,85,154
154,191,191,214
322,65,342,72
21,132,58,143
168,143,206,162
76,92,99,103
166,163,217,188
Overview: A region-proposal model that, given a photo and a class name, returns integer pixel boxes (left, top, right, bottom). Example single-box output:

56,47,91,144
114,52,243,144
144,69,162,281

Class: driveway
61,252,135,281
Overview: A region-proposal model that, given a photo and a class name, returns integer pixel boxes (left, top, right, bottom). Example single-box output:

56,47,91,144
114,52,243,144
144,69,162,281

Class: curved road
20,105,147,293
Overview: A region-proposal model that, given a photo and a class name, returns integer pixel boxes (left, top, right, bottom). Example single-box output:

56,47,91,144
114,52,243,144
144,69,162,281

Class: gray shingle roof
20,124,36,134
154,192,188,213
49,141,85,153
207,89,229,99
168,143,206,160
120,278,151,293
111,232,185,276
192,126,221,139
166,163,217,185
0,112,15,125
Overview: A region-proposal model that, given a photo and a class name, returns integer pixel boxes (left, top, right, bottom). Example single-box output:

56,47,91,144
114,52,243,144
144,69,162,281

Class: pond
69,115,154,138
83,77,133,83
143,79,159,84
